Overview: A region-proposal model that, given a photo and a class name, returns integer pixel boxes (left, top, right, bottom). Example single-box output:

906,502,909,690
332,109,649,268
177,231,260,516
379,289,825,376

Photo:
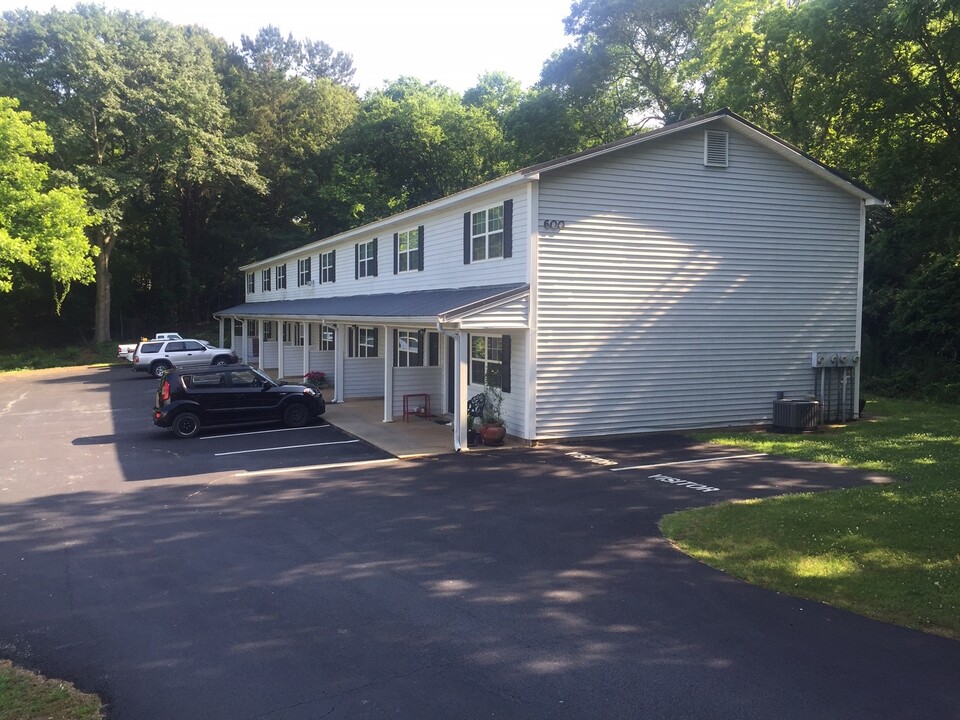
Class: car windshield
250,368,274,385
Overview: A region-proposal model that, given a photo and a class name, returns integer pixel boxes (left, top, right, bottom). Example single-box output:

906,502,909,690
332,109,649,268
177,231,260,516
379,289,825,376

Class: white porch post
241,320,249,364
333,323,345,404
457,328,469,451
257,320,264,371
301,321,309,380
277,321,285,380
383,326,394,422
218,318,225,349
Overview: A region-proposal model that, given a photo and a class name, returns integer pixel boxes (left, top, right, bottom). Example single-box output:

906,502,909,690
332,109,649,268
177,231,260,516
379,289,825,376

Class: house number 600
543,219,565,230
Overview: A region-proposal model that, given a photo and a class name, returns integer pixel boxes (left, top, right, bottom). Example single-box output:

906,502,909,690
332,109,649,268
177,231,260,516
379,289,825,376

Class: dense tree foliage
0,97,93,315
0,1,956,397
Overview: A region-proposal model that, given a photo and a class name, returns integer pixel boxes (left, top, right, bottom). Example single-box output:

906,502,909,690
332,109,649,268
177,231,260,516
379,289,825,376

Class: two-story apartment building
214,108,883,449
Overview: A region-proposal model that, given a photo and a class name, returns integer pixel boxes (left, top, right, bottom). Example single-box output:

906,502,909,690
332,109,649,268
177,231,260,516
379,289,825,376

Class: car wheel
283,403,309,428
151,361,171,378
172,411,201,439
213,356,231,366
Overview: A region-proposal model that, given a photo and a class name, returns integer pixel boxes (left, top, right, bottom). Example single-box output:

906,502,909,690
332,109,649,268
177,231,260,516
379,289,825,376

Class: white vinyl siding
344,358,385,398
391,366,443,418
240,194,528,302
535,128,862,438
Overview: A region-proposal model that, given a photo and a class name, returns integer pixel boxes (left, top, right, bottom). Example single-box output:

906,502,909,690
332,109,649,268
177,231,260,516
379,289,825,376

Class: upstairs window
246,272,255,294
261,269,271,292
394,226,423,273
472,206,503,261
297,257,312,286
355,239,378,279
276,264,287,289
321,250,336,283
463,200,512,264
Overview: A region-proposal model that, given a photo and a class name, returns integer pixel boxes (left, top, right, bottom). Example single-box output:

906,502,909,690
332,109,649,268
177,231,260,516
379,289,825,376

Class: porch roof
215,283,529,326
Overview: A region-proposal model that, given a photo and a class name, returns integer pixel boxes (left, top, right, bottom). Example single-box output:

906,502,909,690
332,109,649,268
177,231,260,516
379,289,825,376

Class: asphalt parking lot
1,366,958,720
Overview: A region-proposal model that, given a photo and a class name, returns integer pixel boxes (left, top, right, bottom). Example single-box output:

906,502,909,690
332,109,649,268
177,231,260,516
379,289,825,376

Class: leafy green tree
0,96,94,313
225,26,359,243
0,6,264,340
323,78,508,224
543,0,709,125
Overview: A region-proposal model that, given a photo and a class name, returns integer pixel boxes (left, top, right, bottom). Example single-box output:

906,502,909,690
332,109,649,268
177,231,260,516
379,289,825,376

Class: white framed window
261,269,271,292
396,330,420,367
297,257,312,286
471,205,504,261
276,264,287,289
321,250,336,283
320,325,335,351
283,322,304,346
356,240,377,278
247,320,256,335
246,272,256,293
471,335,503,387
396,228,420,273
349,327,378,357
263,321,273,340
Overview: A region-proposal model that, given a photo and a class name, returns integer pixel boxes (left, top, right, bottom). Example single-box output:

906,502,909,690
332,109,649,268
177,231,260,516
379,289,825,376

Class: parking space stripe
237,457,397,476
200,424,330,440
610,453,768,472
214,439,359,456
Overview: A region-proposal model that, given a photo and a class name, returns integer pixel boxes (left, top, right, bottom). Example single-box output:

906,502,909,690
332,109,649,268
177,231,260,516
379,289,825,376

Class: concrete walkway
322,397,458,458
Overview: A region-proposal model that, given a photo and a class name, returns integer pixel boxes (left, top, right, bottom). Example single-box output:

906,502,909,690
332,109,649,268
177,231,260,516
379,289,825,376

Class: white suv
132,339,238,377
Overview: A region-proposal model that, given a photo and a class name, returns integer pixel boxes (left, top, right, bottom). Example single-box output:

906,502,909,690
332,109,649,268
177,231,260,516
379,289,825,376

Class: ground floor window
282,321,304,345
471,335,502,387
396,330,420,367
349,326,378,357
263,321,273,340
320,325,335,351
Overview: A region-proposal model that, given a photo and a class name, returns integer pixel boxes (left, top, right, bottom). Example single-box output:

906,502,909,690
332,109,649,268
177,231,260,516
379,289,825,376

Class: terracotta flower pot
480,423,506,446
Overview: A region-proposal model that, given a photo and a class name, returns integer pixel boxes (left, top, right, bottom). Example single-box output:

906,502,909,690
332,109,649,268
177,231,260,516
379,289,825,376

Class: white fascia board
318,315,438,326
240,173,529,272
519,116,722,179
436,287,530,323
713,116,886,205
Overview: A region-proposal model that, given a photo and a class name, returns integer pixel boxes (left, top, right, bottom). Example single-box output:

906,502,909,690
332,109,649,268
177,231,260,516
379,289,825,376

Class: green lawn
0,343,118,373
662,397,960,638
0,660,103,720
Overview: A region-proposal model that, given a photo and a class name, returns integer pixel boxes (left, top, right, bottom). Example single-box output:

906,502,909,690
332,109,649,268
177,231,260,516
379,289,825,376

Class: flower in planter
303,370,328,388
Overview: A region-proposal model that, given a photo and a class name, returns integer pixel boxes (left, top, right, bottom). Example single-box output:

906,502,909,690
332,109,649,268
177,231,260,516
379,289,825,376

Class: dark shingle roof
215,284,528,321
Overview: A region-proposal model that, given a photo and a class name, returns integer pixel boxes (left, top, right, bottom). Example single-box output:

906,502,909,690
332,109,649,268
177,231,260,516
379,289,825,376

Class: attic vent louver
704,130,729,167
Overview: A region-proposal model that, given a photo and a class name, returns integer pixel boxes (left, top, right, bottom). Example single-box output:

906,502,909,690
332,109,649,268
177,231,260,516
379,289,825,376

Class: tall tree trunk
93,233,113,343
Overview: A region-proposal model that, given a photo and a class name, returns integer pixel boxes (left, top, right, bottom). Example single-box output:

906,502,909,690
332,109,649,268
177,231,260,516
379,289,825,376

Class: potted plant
302,370,328,389
479,383,506,446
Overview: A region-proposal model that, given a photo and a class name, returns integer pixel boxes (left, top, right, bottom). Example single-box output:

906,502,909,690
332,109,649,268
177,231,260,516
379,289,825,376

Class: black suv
153,365,325,438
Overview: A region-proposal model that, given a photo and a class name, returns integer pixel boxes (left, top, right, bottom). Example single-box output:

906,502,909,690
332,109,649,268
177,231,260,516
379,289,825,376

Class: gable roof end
521,108,885,206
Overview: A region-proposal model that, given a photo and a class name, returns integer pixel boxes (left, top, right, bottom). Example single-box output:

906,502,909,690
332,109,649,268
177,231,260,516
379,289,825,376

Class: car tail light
160,380,170,402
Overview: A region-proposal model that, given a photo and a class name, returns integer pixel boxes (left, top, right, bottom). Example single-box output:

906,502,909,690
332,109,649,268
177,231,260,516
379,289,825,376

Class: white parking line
610,453,768,472
237,457,397,477
214,439,359,457
200,424,330,440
